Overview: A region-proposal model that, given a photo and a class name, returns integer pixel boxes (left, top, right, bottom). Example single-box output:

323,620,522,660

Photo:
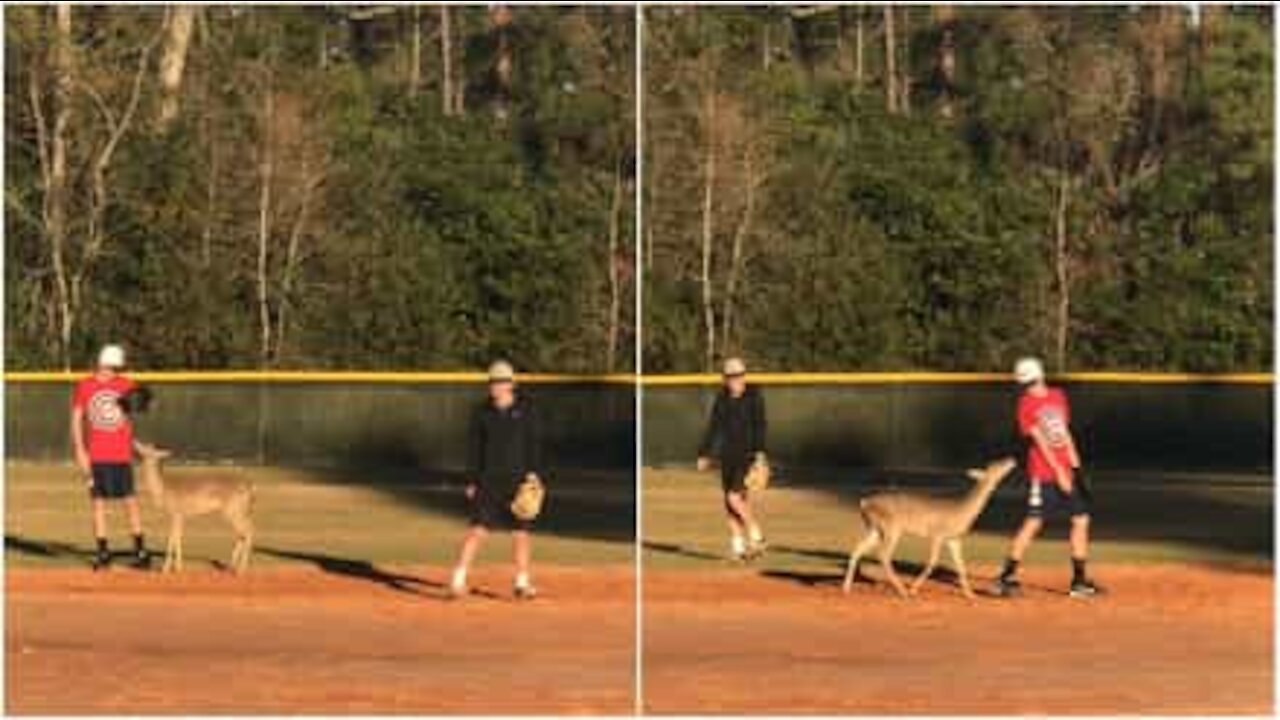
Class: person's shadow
255,547,446,597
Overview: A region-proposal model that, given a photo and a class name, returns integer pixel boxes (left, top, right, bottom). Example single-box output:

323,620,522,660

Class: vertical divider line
1270,6,1279,691
633,3,645,715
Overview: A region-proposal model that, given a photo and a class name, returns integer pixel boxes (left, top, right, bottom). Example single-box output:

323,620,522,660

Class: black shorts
90,463,135,500
721,460,750,495
1026,480,1090,519
468,482,533,531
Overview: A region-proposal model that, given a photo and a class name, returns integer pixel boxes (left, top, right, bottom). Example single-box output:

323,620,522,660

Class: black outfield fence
9,372,1272,477
642,374,1273,477
6,373,636,472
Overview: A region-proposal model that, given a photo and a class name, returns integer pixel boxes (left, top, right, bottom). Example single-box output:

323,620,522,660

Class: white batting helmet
487,360,516,383
97,344,126,369
1014,357,1045,385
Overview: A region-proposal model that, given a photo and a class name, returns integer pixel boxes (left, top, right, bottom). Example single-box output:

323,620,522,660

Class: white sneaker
514,584,538,601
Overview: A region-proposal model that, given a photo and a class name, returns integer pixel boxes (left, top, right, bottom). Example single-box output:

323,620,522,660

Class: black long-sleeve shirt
468,395,543,486
697,386,767,464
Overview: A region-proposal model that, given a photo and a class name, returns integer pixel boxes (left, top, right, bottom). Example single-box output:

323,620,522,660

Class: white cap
1014,357,1044,385
722,357,746,376
487,360,515,383
98,344,126,369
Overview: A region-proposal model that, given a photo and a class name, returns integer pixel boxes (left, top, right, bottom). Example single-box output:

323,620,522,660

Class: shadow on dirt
255,546,443,597
5,535,92,560
3,535,152,568
641,540,724,562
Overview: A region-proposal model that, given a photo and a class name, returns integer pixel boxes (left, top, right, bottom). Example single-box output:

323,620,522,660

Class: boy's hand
74,449,91,477
695,457,710,472
1055,467,1074,495
464,483,477,500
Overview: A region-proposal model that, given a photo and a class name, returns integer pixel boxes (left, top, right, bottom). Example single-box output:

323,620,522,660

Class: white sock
451,567,467,589
748,524,764,544
730,534,747,556
515,571,531,589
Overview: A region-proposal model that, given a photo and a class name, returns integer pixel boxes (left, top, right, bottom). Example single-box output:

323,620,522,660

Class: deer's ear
966,468,985,482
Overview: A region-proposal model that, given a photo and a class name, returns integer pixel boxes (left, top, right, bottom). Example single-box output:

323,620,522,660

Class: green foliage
6,6,634,372
644,6,1271,372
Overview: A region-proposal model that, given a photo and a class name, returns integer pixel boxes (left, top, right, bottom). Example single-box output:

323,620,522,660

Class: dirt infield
7,565,635,714
642,564,1273,715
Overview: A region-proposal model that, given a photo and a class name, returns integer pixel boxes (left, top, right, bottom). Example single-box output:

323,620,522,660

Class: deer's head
134,442,172,463
965,457,1017,486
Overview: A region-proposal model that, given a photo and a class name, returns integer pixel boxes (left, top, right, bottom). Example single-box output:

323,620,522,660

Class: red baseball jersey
1017,386,1073,483
73,374,137,463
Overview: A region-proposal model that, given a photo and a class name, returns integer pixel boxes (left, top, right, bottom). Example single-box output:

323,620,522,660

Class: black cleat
132,549,152,570
514,585,538,601
91,550,112,572
1069,578,1104,598
992,575,1022,597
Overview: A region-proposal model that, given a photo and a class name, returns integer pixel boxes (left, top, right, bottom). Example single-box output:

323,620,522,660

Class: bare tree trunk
440,5,455,115
855,5,865,88
275,159,323,364
884,7,898,114
257,83,274,368
48,4,74,368
899,7,911,114
202,108,218,269
854,5,865,88
721,151,758,356
1053,166,1071,371
157,5,197,130
836,6,849,75
761,19,771,71
605,158,624,372
408,5,421,96
490,5,513,121
935,4,957,119
699,84,717,372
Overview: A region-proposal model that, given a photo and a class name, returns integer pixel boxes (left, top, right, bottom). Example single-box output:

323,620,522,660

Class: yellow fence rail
640,372,1274,386
3,370,1272,385
2,371,637,384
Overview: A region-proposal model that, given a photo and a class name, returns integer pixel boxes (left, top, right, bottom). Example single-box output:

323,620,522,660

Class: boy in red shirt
994,357,1102,598
72,344,150,570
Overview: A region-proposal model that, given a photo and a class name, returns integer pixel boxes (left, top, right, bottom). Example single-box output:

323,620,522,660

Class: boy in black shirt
697,357,768,561
448,360,543,600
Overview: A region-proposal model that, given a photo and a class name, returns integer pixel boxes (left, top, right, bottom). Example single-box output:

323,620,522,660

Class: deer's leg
228,502,254,574
163,515,178,573
947,538,975,599
174,517,185,573
910,537,944,596
842,529,880,594
241,522,254,573
878,530,909,598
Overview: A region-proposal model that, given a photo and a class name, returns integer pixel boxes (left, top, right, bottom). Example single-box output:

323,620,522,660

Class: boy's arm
1029,426,1072,491
696,396,723,469
70,405,90,475
1065,431,1081,469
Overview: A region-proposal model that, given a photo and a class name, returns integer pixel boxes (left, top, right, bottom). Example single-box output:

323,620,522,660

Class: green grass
6,462,634,569
643,467,1273,572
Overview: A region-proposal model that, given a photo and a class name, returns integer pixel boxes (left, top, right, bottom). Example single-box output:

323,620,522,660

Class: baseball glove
744,452,770,494
511,473,546,522
118,385,153,415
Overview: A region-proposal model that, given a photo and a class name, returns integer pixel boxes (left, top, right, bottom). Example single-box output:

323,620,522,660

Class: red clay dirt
642,563,1273,715
7,565,635,714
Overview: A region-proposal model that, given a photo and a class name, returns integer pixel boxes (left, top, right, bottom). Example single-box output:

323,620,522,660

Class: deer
135,442,255,574
841,457,1016,599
